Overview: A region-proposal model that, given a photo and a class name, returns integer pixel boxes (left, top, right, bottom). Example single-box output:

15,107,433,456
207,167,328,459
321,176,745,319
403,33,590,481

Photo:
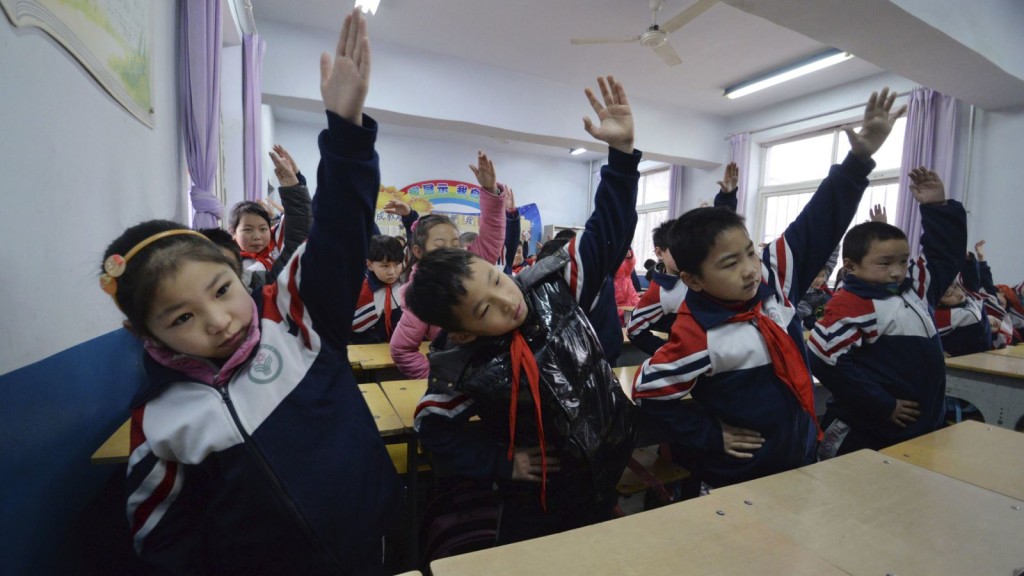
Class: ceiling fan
570,0,717,67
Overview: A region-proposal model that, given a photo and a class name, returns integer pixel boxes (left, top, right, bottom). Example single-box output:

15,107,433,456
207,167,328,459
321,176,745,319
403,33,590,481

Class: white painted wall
273,118,592,229
257,19,727,168
0,1,183,374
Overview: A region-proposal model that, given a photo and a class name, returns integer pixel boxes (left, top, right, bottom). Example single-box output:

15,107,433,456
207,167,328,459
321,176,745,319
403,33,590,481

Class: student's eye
480,306,489,318
216,282,231,297
171,313,193,327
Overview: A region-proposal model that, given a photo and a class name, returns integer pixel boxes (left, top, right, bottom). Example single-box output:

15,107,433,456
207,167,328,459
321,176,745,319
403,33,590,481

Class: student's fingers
725,448,755,459
611,76,629,107
879,87,893,112
863,90,878,114
584,87,602,115
890,104,908,122
468,164,480,178
596,76,613,108
901,401,920,409
343,9,360,59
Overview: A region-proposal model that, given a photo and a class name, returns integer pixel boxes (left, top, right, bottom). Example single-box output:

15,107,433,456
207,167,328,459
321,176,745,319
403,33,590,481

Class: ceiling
251,0,886,118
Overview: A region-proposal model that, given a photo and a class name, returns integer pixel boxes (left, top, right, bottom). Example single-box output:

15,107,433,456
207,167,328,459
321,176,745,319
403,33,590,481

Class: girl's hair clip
98,229,209,299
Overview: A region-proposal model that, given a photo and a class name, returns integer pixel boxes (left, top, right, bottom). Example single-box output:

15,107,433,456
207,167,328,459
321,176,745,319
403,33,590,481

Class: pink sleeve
465,184,507,264
390,307,434,379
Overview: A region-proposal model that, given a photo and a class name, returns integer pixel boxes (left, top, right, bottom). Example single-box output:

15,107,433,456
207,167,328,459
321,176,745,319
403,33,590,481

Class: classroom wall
273,118,593,228
0,1,184,375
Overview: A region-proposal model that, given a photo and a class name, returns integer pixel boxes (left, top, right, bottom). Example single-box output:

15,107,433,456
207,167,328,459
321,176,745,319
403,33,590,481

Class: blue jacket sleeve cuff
324,111,378,159
839,152,876,180
607,147,642,173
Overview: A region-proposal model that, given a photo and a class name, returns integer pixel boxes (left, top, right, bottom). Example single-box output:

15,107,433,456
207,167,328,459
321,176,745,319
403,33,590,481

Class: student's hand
868,204,887,223
717,162,739,193
258,198,281,219
269,150,299,187
583,75,634,154
469,151,497,193
320,9,371,126
383,197,411,217
888,399,921,428
272,144,300,175
503,186,517,213
845,87,907,161
511,446,561,483
720,421,765,459
974,240,986,261
908,167,947,205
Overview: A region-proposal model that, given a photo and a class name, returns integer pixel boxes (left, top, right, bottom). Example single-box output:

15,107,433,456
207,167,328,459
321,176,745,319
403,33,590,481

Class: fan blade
571,35,640,45
653,40,682,67
660,0,717,34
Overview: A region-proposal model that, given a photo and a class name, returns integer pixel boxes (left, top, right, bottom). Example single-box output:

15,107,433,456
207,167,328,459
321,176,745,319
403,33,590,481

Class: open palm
583,76,634,154
320,10,371,125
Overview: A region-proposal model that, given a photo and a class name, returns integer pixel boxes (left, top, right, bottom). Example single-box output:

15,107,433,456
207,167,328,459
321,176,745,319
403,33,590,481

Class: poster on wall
375,180,484,237
517,203,542,256
1,0,153,127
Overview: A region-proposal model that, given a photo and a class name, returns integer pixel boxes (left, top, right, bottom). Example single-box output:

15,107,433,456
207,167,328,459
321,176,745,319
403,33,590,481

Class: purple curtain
180,0,223,229
667,165,686,218
896,88,959,256
729,133,750,215
243,33,266,202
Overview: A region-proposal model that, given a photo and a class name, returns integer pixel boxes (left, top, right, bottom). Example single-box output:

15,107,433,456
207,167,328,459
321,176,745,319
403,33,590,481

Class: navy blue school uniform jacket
809,201,967,457
633,153,875,487
351,269,404,344
412,148,641,514
935,295,993,356
125,112,402,575
627,271,687,355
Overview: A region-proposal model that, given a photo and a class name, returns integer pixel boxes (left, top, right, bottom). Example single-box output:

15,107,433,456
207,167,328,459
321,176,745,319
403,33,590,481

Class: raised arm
768,88,906,304
713,162,739,212
464,152,507,264
283,9,376,350
561,76,641,310
906,167,968,306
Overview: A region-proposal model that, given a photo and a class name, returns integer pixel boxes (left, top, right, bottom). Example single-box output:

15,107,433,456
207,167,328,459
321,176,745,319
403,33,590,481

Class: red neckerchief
998,285,1024,316
383,284,394,337
507,329,547,510
726,301,822,440
240,246,274,271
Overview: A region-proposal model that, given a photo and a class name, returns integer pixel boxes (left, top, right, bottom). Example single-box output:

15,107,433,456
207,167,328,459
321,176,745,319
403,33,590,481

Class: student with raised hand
105,10,401,574
405,75,639,543
633,88,906,488
964,240,1021,346
389,152,507,379
809,166,967,458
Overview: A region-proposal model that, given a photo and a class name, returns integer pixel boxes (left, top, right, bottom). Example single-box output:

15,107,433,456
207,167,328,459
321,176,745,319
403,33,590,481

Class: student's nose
206,308,231,335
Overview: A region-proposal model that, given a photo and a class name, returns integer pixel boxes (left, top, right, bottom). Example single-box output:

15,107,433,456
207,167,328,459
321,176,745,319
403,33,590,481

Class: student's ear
448,331,477,345
679,270,704,292
411,244,424,259
842,257,856,272
365,259,373,270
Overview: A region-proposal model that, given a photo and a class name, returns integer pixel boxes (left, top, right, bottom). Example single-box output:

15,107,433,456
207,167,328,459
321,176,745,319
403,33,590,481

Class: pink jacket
614,252,639,324
390,184,508,379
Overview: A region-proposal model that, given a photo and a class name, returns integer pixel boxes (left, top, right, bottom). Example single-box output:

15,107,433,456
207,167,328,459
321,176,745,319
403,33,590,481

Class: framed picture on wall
1,0,153,127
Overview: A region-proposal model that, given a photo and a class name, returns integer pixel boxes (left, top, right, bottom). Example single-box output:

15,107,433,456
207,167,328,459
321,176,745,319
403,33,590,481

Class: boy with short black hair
633,88,905,488
351,234,405,343
405,76,638,543
809,167,967,457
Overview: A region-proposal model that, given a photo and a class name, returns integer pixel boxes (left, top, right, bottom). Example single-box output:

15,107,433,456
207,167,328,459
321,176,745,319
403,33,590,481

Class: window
756,118,906,252
631,168,670,274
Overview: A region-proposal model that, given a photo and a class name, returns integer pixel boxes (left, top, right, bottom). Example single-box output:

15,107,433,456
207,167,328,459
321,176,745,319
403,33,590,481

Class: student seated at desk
97,11,402,574
634,88,906,488
809,167,967,458
352,235,406,344
406,75,638,544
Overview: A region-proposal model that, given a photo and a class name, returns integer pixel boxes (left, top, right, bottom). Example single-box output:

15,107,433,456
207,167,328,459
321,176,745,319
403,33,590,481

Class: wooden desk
944,350,1024,429
710,449,1024,576
987,344,1024,359
92,419,131,464
881,420,1024,501
358,383,405,437
380,379,428,431
431,480,846,576
92,385,406,463
349,341,431,371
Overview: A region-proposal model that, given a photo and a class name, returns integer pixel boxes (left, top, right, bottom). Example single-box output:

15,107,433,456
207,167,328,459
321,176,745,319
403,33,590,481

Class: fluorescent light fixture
570,147,587,156
724,49,853,100
354,0,380,14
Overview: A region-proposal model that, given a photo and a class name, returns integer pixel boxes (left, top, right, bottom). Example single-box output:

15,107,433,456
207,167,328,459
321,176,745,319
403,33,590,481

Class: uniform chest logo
247,345,283,384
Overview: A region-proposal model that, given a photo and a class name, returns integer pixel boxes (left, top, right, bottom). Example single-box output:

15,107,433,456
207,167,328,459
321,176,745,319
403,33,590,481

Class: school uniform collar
683,281,774,331
841,274,911,300
140,299,262,389
651,270,680,290
365,268,391,292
